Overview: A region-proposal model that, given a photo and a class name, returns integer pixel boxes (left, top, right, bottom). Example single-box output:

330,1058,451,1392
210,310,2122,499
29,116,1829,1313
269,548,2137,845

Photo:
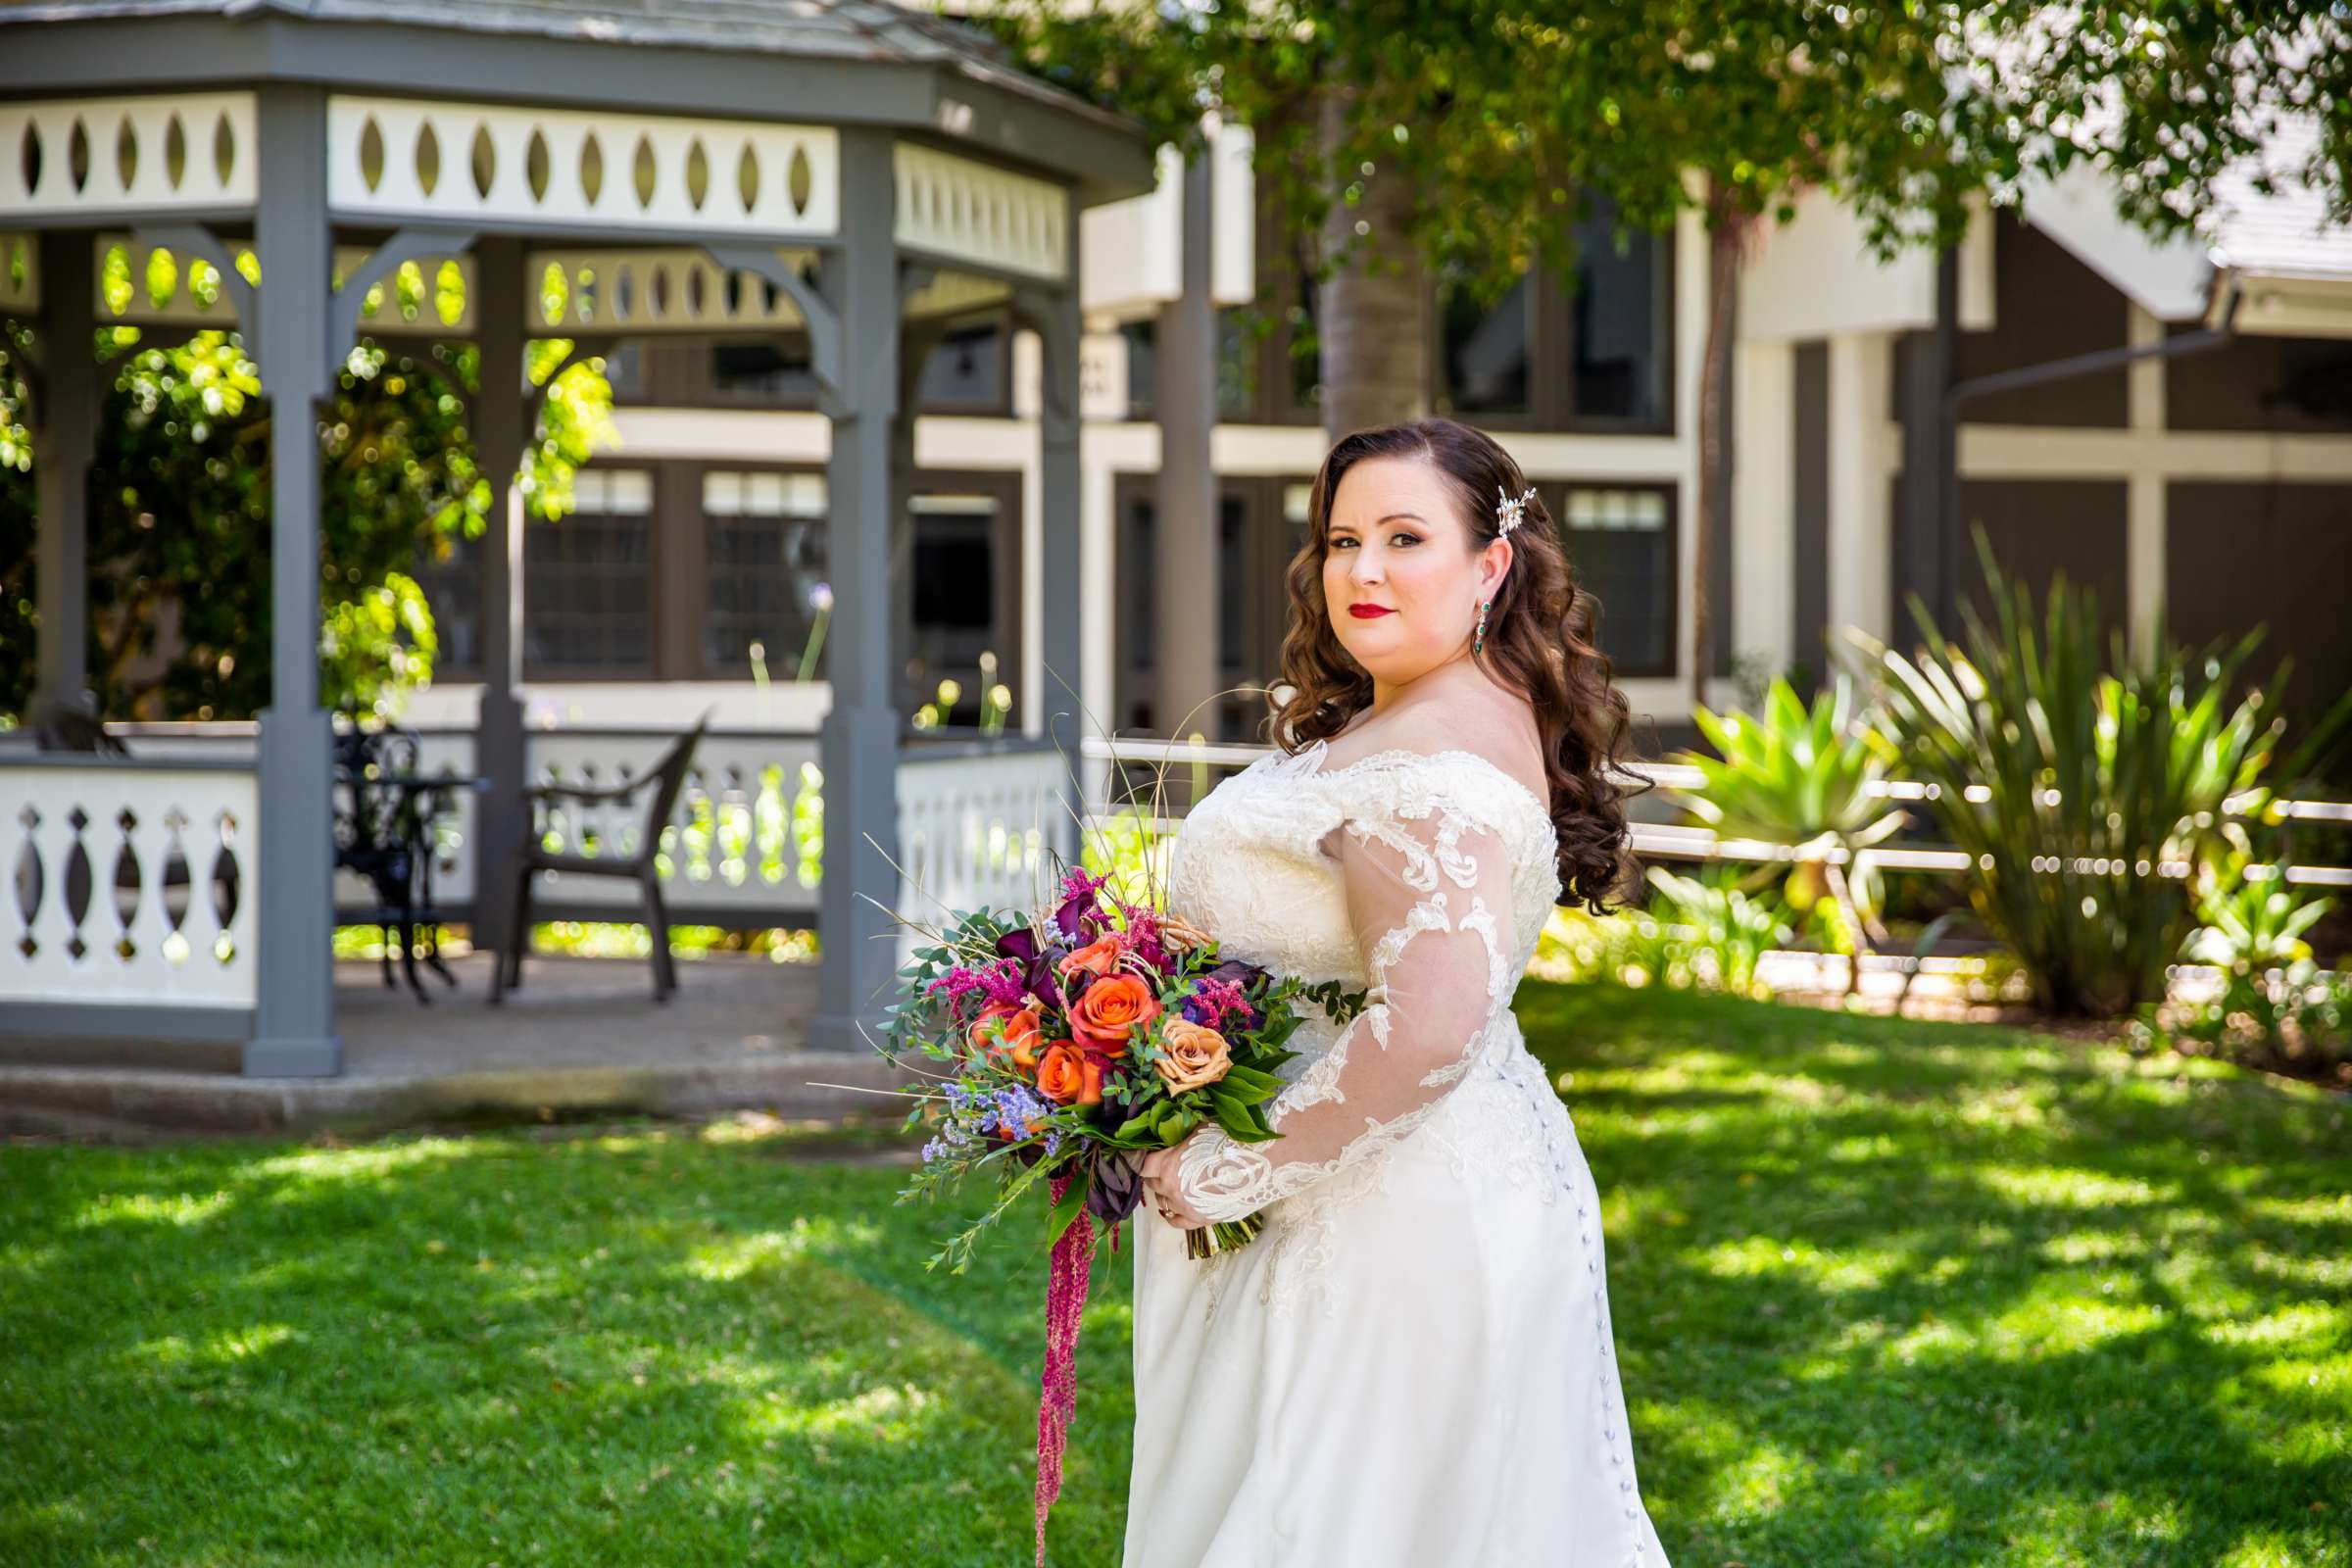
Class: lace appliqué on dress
1169,746,1566,1322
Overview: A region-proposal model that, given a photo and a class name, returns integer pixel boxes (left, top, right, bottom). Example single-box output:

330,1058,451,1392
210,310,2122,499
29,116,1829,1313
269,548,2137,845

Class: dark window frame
1111,470,1319,741
1540,478,1680,679
1430,219,1678,436
690,459,833,681
901,467,1027,724
520,464,663,683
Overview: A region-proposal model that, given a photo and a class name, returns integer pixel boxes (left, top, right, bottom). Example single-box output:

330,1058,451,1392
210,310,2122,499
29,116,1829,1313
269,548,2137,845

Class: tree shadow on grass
1521,981,2349,1567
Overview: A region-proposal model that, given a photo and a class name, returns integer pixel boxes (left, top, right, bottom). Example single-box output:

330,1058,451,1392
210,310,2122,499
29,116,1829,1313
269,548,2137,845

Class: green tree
1,260,613,722
983,2,2347,703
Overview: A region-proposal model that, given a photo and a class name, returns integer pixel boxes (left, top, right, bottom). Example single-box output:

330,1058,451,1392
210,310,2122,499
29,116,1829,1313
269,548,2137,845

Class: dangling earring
1473,597,1490,655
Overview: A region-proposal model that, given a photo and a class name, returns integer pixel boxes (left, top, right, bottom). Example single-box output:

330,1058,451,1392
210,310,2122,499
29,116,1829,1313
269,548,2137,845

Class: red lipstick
1348,604,1394,619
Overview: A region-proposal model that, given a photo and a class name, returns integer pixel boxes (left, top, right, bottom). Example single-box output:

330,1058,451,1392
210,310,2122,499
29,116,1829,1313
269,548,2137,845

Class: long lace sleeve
1172,776,1517,1224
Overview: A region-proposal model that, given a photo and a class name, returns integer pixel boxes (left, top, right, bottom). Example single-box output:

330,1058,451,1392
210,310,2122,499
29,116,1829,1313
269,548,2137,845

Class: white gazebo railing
0,728,1082,1038
2,757,260,1031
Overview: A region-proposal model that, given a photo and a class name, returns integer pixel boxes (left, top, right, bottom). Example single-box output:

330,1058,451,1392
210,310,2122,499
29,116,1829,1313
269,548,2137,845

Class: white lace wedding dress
1124,737,1670,1567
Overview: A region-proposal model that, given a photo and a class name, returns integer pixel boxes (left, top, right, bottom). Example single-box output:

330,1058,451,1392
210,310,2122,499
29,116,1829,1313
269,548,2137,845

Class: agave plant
1643,866,1794,1001
1673,676,1906,990
1847,539,2285,1017
2185,850,2334,975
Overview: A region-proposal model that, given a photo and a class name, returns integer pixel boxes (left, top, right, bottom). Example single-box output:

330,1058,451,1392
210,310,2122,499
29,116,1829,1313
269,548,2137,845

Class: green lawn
3,984,2346,1567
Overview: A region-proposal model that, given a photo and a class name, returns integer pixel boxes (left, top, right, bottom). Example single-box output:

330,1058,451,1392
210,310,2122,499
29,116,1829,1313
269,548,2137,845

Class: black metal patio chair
489,712,710,1005
333,721,462,1003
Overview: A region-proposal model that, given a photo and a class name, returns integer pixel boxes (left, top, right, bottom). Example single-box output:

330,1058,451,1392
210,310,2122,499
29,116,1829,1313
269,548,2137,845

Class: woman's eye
1391,532,1419,547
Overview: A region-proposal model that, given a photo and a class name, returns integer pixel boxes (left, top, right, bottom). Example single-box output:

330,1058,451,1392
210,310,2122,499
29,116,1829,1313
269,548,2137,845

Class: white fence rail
0,759,259,1012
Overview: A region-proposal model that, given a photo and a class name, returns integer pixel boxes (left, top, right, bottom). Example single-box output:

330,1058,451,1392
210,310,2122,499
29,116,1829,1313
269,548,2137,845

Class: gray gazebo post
245,84,342,1077
1015,235,1086,765
470,238,530,962
27,229,96,724
807,127,904,1056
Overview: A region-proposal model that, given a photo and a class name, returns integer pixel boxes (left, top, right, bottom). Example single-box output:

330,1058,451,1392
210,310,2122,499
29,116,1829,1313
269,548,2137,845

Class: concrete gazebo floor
0,954,909,1141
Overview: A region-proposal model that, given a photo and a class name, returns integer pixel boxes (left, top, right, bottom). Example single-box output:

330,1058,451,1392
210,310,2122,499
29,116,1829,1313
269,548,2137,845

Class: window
906,486,1019,723
1122,318,1157,419
1566,205,1668,425
710,337,817,401
1428,202,1673,432
1438,269,1534,417
703,470,829,679
916,314,1011,413
1112,475,1318,742
524,467,656,677
1551,483,1676,678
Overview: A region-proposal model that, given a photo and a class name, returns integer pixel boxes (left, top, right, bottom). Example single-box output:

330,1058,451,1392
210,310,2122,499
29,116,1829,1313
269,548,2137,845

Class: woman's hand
1139,1140,1213,1231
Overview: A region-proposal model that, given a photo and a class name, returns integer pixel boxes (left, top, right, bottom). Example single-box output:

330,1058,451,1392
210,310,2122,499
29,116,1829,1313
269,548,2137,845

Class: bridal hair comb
1494,484,1539,536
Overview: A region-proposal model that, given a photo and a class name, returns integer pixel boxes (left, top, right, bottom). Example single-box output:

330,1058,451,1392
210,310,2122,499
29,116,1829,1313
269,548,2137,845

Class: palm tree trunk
1316,86,1427,443
1692,181,1745,708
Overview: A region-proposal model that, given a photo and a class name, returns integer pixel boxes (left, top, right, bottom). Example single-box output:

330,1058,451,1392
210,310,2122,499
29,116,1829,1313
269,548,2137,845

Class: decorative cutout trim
893,142,1068,282
327,97,839,238
0,93,257,217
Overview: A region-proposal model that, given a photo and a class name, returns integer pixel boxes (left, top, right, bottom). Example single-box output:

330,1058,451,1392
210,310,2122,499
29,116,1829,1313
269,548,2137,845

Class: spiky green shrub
1848,554,2284,1017
1674,675,1906,985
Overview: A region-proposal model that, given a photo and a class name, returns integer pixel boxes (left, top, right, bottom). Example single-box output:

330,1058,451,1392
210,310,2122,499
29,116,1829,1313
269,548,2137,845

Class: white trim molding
894,141,1069,282
325,97,840,238
0,93,257,218
1826,331,1898,641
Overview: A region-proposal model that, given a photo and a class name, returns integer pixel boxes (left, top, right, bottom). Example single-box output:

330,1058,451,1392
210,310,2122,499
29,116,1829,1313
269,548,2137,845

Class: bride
1125,417,1672,1565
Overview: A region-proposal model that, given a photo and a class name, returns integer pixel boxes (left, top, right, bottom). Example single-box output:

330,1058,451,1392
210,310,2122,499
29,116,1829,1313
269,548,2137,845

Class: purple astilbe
974,956,1034,1009
1032,1168,1094,1567
923,963,987,1013
1185,974,1251,1032
1122,906,1170,970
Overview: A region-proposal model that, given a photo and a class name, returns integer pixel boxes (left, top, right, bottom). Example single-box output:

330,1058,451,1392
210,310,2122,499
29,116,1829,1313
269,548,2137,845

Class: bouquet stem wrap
1034,1167,1094,1566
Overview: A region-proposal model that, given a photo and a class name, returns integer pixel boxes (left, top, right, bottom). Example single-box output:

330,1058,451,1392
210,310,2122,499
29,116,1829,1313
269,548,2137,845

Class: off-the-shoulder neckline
1278,736,1554,837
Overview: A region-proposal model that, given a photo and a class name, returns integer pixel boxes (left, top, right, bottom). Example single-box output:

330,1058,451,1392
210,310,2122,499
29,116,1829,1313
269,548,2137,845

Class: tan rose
1154,909,1213,954
1153,1017,1232,1094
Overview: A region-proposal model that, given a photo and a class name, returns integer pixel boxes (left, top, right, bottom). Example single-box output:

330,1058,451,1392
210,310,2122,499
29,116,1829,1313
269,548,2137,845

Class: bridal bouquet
876,861,1365,1564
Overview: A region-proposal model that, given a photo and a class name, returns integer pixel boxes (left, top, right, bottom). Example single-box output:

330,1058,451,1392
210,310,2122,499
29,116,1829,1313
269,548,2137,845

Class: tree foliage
0,314,612,723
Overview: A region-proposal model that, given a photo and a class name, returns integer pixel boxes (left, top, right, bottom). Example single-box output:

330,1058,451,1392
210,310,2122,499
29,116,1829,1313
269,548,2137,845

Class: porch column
246,84,342,1077
891,318,948,713
808,127,902,1054
1035,284,1084,763
28,229,96,722
1895,248,1960,635
470,237,529,957
1153,145,1220,758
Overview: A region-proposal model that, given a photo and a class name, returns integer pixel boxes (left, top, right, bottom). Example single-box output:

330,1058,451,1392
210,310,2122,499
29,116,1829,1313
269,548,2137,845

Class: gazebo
0,0,1152,1074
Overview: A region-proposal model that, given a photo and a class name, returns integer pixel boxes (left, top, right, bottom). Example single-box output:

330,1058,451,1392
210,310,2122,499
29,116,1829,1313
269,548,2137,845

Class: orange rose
965,1000,1023,1054
1000,1006,1046,1074
1154,1017,1233,1093
1067,973,1157,1057
1055,934,1123,981
1035,1041,1104,1106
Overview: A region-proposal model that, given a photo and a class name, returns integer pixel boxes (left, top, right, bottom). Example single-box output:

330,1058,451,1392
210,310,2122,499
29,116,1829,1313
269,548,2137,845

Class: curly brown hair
1266,417,1640,914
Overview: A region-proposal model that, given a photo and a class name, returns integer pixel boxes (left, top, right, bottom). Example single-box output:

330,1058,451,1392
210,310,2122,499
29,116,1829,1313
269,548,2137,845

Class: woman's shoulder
1316,685,1548,808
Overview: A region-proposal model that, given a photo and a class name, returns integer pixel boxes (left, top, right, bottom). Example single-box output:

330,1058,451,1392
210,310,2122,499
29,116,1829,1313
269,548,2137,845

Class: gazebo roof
0,0,1152,201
